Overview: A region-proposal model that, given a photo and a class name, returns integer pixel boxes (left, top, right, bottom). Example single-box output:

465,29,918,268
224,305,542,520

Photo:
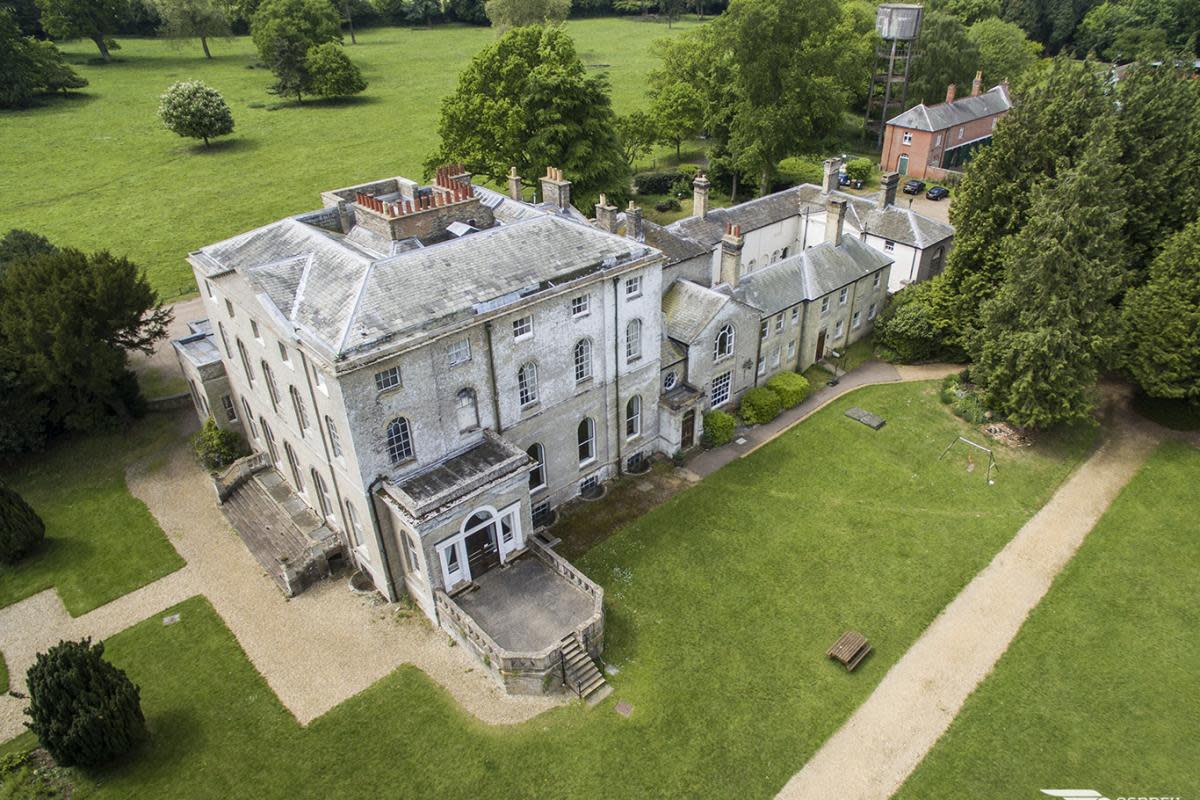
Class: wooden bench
827,630,872,671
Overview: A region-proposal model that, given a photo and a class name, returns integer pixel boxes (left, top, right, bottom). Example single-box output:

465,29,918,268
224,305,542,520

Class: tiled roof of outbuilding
886,84,1011,132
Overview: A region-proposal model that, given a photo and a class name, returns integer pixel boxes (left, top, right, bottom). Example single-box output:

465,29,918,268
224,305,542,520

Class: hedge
702,410,736,447
766,372,811,408
633,171,688,195
739,387,782,425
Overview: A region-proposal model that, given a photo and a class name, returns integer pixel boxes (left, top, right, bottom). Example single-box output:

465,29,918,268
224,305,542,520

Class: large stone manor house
174,159,952,697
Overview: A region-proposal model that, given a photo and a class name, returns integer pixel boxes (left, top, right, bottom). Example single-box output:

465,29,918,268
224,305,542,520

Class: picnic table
827,630,872,671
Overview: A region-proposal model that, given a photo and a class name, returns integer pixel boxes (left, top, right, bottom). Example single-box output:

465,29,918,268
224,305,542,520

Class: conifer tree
1122,217,1200,404
970,131,1127,428
0,485,44,564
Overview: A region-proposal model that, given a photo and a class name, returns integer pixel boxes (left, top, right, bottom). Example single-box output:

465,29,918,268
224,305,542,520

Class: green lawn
0,383,1096,798
895,440,1200,799
0,19,702,302
0,415,185,616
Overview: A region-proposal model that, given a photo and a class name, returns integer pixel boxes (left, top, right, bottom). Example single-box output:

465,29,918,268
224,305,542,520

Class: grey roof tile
662,279,732,343
733,237,892,316
887,85,1011,132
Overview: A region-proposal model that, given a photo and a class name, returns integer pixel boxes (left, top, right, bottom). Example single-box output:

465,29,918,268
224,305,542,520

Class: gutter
366,475,400,602
611,276,623,476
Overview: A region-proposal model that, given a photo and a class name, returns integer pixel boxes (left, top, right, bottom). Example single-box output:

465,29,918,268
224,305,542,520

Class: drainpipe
611,276,623,476
483,321,503,434
754,322,764,387
366,476,400,602
298,349,349,550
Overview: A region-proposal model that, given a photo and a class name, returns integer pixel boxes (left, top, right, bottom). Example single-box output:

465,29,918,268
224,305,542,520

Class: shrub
633,170,686,195
739,386,782,425
777,156,821,185
702,410,735,447
158,81,235,147
25,638,146,767
844,157,874,183
766,372,811,408
873,278,964,363
952,392,988,424
191,417,250,471
305,42,366,98
939,371,961,404
668,175,691,197
0,486,45,564
654,198,681,212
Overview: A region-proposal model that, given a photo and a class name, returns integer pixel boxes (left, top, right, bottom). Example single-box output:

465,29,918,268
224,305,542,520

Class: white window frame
835,319,845,338
571,294,590,318
577,417,596,465
873,272,882,288
221,395,237,423
518,362,538,406
787,340,796,359
528,443,547,492
663,370,678,391
711,371,732,407
242,399,258,440
447,338,471,367
756,356,766,376
760,320,769,339
574,339,593,384
226,299,236,318
374,365,402,393
625,275,643,298
820,297,830,316
774,313,784,333
326,415,343,458
714,324,735,361
263,360,280,411
512,315,533,340
902,131,913,145
868,302,878,321
852,311,862,329
883,239,895,253
791,307,799,325
770,347,781,368
289,385,309,434
385,417,415,465
839,287,849,306
625,319,642,363
625,395,641,439
345,502,366,550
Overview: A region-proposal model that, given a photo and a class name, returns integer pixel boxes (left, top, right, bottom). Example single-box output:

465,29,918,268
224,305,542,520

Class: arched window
218,321,232,358
284,441,304,494
573,339,593,383
577,417,595,463
325,415,342,458
528,443,546,491
714,324,735,360
242,399,259,440
456,388,479,431
386,417,414,465
626,395,642,438
517,362,538,406
289,385,309,434
626,319,642,363
262,361,279,410
260,417,278,465
237,339,254,385
310,468,333,519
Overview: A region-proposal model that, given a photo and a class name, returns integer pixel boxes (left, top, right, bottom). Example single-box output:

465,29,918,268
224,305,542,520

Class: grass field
0,19,702,302
0,383,1095,798
0,415,185,615
896,440,1200,799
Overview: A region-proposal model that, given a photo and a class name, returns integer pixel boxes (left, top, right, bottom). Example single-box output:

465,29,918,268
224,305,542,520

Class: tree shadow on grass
262,94,382,111
184,137,260,156
2,91,99,115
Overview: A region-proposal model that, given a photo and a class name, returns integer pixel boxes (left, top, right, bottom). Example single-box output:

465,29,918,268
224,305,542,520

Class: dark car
902,179,926,195
925,186,950,201
838,172,851,186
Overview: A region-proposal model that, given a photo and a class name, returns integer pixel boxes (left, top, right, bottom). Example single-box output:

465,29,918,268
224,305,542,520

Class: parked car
902,179,926,195
837,173,865,190
925,186,950,201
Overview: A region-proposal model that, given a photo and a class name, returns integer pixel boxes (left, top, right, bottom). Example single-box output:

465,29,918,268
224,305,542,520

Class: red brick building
880,74,1011,181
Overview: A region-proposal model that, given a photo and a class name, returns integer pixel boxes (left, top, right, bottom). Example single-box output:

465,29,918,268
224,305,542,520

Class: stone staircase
560,634,611,705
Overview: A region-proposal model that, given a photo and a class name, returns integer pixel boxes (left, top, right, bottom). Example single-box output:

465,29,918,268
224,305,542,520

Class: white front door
496,504,523,561
440,540,467,590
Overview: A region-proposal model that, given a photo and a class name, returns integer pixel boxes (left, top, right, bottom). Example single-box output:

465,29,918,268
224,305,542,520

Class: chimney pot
824,199,848,246
945,83,957,104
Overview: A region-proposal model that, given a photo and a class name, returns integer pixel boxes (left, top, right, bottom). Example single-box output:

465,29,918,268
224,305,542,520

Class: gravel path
0,416,559,742
774,402,1162,800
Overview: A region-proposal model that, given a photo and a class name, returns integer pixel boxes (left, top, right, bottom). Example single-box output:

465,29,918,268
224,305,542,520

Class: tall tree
926,0,1002,25
721,0,848,193
426,25,627,207
250,0,341,100
0,248,170,433
941,57,1110,348
0,12,85,108
908,11,980,105
483,0,568,29
650,81,703,160
967,17,1041,86
405,0,438,26
1110,62,1200,280
1122,216,1200,403
970,131,1126,428
150,0,230,58
614,110,657,168
34,0,127,61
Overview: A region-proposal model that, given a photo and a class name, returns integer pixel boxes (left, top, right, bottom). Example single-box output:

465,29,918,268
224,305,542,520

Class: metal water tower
864,3,924,146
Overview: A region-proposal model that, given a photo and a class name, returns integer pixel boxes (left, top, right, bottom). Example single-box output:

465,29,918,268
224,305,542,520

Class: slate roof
733,236,893,316
192,212,656,361
660,336,688,367
658,184,953,255
388,432,531,521
662,279,732,343
886,84,1011,132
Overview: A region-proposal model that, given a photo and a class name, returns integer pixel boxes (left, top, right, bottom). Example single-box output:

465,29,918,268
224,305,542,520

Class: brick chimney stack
719,223,744,287
595,193,619,234
825,199,847,246
540,166,571,210
507,166,522,201
625,201,644,242
945,83,957,104
822,157,843,194
693,172,711,219
879,171,900,208
971,70,983,97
